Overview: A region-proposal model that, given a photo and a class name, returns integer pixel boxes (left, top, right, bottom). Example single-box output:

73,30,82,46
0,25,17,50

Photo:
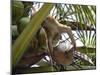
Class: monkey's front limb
65,26,76,50
47,38,53,56
59,25,76,50
46,36,54,59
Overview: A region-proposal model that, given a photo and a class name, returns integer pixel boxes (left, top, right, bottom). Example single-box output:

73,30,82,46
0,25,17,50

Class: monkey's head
42,16,59,29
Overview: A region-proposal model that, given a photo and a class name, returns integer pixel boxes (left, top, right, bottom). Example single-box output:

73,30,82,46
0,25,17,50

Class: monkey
42,16,76,63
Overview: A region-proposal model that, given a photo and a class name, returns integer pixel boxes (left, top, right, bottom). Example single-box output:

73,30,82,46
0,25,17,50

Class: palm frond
12,3,54,66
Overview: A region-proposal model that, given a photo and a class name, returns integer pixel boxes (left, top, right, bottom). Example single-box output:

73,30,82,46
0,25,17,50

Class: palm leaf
12,3,54,66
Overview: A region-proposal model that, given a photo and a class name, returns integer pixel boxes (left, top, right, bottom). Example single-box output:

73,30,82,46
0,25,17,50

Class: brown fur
43,16,76,51
42,16,76,64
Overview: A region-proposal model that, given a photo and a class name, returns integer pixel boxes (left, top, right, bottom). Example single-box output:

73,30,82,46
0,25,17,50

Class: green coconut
17,17,30,33
12,25,19,41
12,1,24,25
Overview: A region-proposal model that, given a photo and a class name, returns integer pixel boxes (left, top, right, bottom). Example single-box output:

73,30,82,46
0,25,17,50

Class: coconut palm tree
12,1,96,74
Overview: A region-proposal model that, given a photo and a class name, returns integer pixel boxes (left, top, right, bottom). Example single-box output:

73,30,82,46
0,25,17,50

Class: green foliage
12,1,24,24
12,2,54,67
17,17,30,33
12,25,19,39
14,66,56,74
12,1,96,73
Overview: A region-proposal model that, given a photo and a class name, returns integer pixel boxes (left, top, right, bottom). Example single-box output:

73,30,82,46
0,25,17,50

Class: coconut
17,17,30,33
12,1,24,24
